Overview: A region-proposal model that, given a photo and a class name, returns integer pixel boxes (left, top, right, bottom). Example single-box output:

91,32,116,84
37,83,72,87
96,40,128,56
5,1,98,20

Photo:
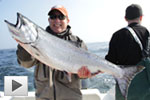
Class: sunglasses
50,15,66,20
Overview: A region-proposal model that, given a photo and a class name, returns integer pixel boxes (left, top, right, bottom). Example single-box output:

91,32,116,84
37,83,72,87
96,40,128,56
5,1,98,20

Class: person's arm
16,44,37,68
80,41,88,51
105,33,118,63
77,36,88,51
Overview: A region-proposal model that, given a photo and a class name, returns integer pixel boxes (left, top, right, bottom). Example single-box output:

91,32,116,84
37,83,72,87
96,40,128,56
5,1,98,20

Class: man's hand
78,66,91,78
78,66,103,78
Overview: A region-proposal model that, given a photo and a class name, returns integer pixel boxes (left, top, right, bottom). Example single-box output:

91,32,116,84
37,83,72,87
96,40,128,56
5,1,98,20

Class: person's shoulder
134,24,147,30
135,24,150,34
67,26,83,41
139,25,149,32
113,27,129,36
69,34,83,42
138,24,147,28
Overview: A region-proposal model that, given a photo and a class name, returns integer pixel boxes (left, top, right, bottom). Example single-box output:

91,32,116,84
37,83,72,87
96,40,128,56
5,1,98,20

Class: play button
4,76,28,96
12,80,22,92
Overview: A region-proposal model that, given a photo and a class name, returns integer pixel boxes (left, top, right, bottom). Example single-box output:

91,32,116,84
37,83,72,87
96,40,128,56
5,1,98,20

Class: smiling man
16,5,88,100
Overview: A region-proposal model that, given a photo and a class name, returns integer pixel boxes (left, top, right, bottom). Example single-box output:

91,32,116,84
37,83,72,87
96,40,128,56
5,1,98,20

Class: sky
0,0,150,49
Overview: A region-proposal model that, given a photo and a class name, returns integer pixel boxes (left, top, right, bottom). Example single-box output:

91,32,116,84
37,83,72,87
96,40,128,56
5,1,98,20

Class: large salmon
5,13,144,98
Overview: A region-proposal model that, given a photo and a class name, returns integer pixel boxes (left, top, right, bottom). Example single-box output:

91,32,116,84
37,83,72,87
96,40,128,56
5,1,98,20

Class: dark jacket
105,22,149,65
16,25,87,100
105,23,150,100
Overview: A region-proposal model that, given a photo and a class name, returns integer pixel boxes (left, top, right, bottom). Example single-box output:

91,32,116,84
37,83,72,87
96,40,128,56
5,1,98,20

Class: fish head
4,12,38,44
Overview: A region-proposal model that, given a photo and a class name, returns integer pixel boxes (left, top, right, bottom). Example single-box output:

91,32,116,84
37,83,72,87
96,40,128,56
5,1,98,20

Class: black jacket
105,23,149,65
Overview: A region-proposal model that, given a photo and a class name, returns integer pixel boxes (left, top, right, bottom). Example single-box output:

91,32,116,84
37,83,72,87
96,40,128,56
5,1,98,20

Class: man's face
48,10,69,34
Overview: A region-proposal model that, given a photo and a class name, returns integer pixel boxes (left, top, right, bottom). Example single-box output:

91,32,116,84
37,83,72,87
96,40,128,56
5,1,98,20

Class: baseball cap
48,5,69,18
125,4,143,20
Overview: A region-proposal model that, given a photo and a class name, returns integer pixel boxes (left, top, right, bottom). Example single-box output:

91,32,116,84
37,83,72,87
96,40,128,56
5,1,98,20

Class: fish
4,12,144,99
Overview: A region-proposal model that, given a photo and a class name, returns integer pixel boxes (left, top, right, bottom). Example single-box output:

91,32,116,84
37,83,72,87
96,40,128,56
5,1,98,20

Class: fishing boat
0,86,115,100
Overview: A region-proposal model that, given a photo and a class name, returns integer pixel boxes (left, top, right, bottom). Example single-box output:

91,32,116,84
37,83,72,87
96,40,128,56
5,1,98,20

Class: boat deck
0,86,115,100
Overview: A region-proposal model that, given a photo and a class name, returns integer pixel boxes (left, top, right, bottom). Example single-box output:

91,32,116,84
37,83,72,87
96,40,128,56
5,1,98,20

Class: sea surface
0,42,116,93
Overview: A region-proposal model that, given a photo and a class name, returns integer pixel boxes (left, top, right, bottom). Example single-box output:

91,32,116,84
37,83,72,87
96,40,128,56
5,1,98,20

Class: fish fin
116,66,145,98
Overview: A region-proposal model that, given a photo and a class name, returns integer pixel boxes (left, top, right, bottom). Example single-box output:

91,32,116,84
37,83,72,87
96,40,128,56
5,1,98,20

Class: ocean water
0,49,35,91
0,42,116,93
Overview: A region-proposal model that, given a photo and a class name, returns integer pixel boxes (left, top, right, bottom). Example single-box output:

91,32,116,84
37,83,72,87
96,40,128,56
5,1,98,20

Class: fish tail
116,65,145,98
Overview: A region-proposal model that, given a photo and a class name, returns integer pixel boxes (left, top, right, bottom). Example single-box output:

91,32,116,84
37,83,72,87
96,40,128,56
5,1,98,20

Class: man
105,4,150,100
17,5,88,100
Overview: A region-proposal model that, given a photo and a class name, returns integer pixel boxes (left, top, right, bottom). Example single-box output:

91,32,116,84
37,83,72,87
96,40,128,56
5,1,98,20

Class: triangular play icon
12,80,22,92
